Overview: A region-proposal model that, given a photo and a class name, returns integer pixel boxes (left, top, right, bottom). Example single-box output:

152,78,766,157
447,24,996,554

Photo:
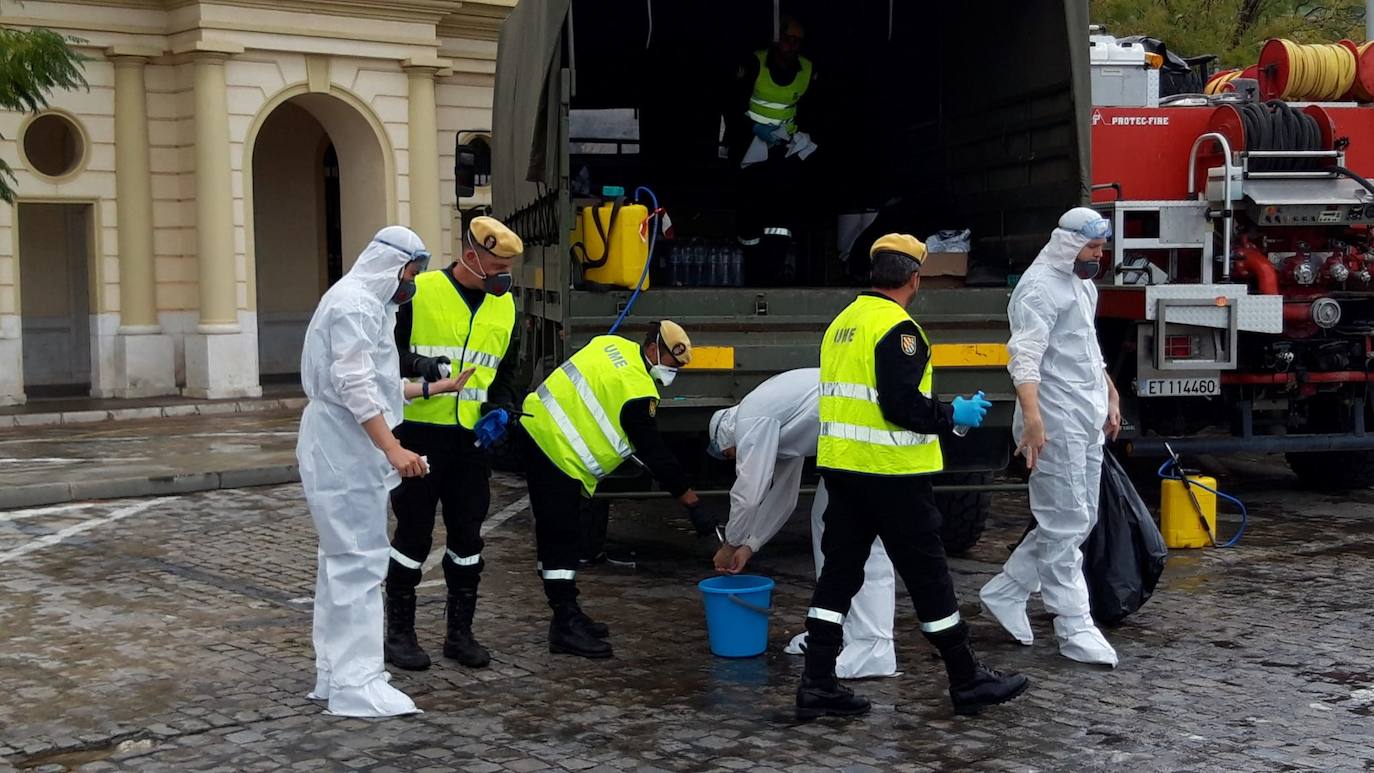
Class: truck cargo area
552,0,1088,289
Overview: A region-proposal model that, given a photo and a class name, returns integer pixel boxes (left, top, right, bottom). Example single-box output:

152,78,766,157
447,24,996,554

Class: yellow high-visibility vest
520,335,660,495
746,50,813,133
403,269,515,429
817,294,944,476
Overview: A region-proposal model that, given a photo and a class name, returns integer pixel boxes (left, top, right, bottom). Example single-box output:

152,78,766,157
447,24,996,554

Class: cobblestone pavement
3,458,1374,772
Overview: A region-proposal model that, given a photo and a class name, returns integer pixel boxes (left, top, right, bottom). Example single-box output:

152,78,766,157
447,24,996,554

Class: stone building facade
0,0,510,403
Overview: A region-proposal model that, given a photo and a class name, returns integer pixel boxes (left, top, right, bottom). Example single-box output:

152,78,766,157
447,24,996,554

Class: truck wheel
1285,450,1374,490
934,472,993,556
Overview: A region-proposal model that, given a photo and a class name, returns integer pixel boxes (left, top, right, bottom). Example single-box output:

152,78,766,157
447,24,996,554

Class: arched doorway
251,93,388,379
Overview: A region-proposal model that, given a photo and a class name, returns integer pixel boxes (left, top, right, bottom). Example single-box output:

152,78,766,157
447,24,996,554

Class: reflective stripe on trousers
919,610,961,633
808,606,845,625
445,549,480,567
389,548,422,570
542,569,576,581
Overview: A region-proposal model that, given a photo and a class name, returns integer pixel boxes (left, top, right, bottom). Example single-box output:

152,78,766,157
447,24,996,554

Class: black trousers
734,149,828,287
386,429,491,595
806,470,960,649
516,426,585,607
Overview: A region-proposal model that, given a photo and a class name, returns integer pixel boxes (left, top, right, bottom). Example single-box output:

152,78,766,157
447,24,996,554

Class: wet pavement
0,411,301,508
2,449,1374,771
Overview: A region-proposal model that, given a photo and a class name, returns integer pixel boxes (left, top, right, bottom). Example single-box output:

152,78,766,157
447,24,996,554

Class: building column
183,45,260,399
404,58,447,252
104,47,176,398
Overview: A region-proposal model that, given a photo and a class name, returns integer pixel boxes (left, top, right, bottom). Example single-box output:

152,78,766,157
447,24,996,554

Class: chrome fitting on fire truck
1310,297,1342,329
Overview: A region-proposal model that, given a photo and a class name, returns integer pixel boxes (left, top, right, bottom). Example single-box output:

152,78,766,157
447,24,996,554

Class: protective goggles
376,239,432,272
1074,217,1113,241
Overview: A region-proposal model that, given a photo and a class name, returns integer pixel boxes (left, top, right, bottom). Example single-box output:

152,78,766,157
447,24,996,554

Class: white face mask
650,345,678,387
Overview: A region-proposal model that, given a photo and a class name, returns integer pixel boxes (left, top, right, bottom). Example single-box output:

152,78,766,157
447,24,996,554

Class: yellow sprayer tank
577,190,650,290
1160,475,1217,548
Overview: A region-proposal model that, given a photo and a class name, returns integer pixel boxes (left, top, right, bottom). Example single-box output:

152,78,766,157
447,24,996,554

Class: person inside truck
706,367,900,680
511,321,714,659
980,206,1123,668
730,12,820,287
797,233,1027,719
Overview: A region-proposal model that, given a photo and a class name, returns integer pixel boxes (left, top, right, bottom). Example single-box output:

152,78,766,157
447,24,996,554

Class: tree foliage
1091,0,1369,68
0,27,87,203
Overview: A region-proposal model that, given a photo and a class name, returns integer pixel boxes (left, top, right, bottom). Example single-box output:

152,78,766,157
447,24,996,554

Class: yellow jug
575,196,650,291
1160,475,1217,549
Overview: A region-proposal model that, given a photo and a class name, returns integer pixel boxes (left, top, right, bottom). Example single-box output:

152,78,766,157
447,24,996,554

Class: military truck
466,0,1092,553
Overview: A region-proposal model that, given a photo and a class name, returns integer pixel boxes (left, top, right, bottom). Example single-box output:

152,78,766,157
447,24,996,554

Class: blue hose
1156,459,1247,547
607,185,659,335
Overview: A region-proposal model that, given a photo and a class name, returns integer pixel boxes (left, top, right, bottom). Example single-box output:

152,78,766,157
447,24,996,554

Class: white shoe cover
836,637,900,680
783,631,900,679
979,575,1034,646
1054,616,1118,667
323,674,422,718
307,670,331,701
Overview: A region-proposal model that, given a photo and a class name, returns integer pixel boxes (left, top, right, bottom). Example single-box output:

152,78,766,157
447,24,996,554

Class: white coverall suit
979,221,1118,667
298,227,427,716
713,368,898,679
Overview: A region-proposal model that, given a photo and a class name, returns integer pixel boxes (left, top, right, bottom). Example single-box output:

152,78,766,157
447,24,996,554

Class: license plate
1137,377,1220,397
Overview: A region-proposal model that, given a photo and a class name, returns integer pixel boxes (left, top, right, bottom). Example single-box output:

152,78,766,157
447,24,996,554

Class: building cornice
56,0,468,24
437,1,514,43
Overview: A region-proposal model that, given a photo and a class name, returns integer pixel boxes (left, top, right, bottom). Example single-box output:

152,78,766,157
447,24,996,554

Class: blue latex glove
473,408,510,448
751,122,782,146
951,391,992,429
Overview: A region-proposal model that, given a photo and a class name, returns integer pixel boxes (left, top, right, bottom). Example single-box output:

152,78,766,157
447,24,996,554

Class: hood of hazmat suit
982,211,1118,667
714,368,899,679
296,226,428,716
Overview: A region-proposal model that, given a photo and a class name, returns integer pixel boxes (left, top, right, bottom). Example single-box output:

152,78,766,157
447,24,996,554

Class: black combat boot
929,625,1029,716
383,587,431,671
570,608,610,639
548,602,613,658
443,589,491,668
795,643,872,720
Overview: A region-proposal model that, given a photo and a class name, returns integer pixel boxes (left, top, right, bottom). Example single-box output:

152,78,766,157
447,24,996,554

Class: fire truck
1090,32,1374,488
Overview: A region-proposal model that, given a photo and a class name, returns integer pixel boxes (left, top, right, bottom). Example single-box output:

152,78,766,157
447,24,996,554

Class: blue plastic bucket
697,575,774,658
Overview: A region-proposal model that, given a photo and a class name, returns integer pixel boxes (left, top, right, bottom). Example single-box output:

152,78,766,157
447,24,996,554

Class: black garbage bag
1118,35,1206,97
1085,451,1169,625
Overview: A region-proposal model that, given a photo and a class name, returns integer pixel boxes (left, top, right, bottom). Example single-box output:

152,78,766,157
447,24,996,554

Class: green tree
1091,0,1369,68
0,27,87,203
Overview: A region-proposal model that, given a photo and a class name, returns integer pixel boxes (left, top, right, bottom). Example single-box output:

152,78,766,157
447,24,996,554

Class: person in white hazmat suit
979,207,1123,667
707,368,899,679
297,225,475,717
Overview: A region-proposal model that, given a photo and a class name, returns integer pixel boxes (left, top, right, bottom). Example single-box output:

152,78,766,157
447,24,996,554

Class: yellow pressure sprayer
1158,443,1246,548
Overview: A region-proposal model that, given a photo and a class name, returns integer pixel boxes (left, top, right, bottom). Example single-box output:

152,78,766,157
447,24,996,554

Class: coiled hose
1205,68,1244,95
1238,101,1322,172
1273,40,1357,101
1157,459,1247,548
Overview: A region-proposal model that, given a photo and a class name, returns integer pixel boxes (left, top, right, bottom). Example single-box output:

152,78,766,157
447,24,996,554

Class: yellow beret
870,233,927,265
468,216,524,259
658,319,692,365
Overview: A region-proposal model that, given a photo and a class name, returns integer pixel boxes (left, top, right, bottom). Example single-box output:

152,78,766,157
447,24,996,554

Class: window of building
22,113,85,180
